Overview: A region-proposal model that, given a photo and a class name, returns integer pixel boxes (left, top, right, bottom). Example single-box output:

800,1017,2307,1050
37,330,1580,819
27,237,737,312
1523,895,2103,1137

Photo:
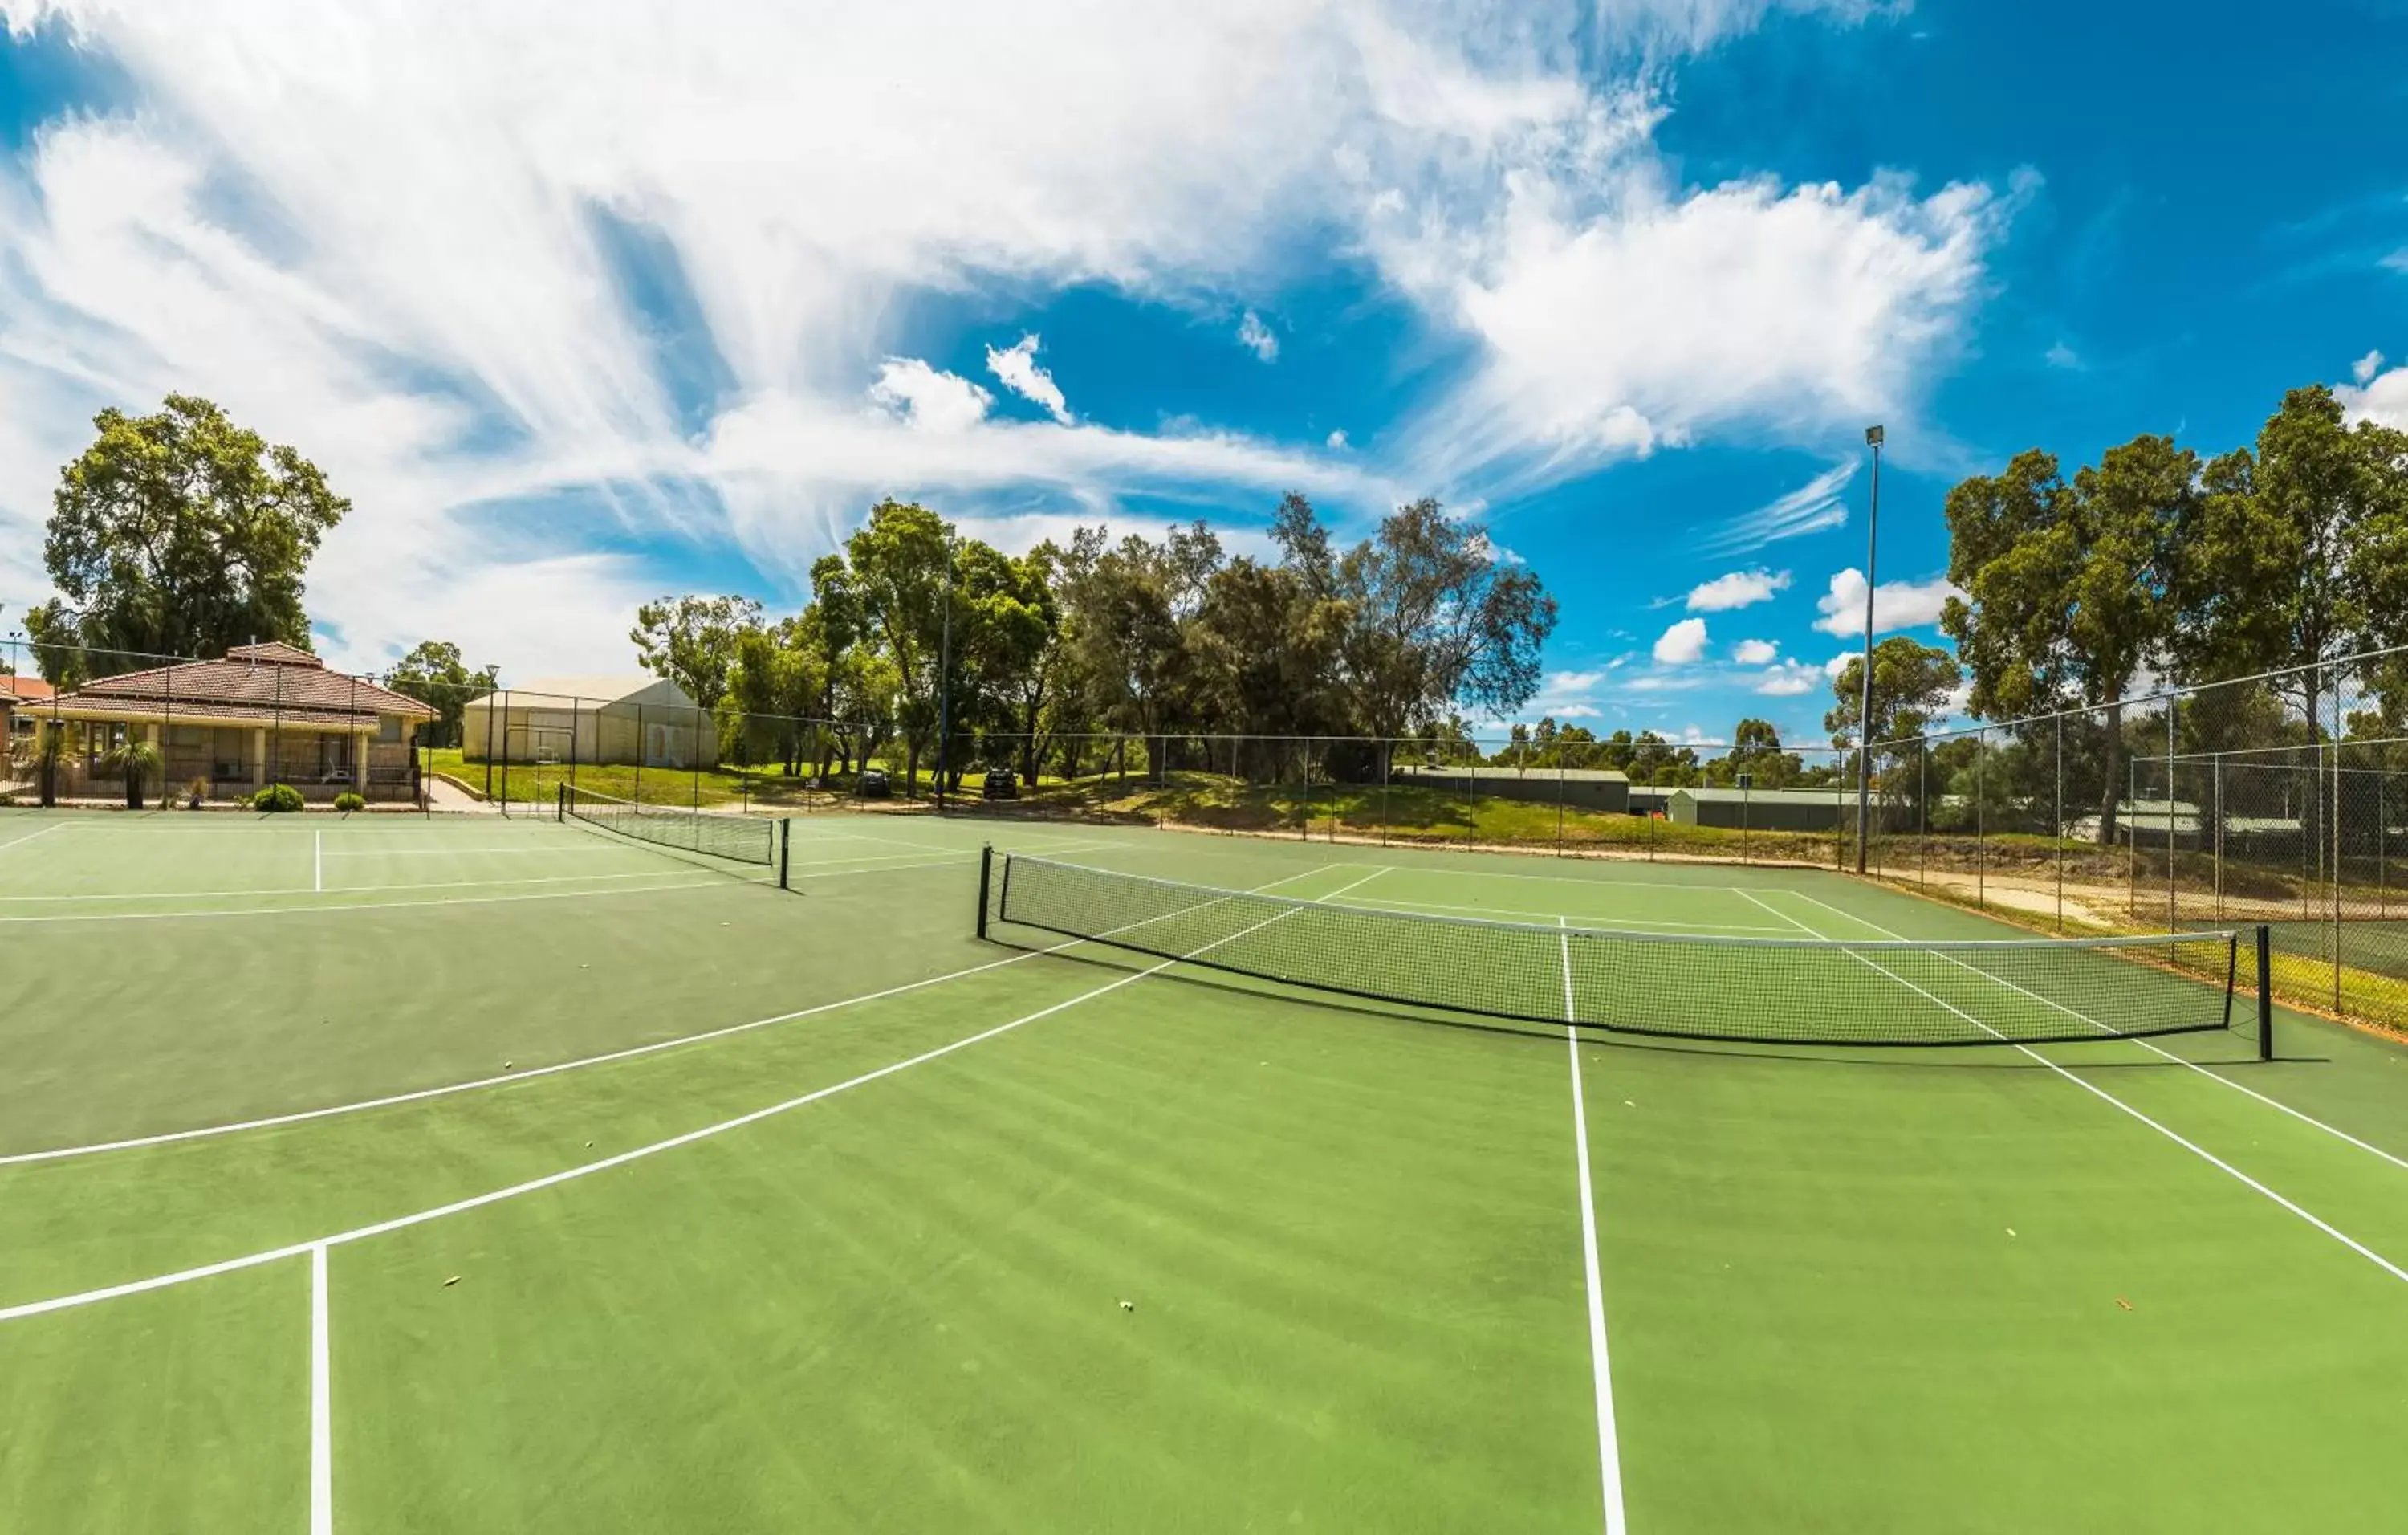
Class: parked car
856,768,891,800
982,768,1019,800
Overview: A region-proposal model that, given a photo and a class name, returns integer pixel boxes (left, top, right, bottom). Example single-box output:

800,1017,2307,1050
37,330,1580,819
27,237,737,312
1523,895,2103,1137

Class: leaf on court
2115,1297,2133,1311
2006,1228,2016,1237
443,1276,461,1288
1119,1299,1135,1312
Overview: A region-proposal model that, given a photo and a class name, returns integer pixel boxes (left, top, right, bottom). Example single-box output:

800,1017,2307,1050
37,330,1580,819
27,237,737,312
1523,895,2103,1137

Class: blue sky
0,2,2402,748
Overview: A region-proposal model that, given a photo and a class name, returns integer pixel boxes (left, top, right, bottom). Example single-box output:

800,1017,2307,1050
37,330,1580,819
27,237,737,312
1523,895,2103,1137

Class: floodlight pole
1855,424,1884,875
935,539,954,813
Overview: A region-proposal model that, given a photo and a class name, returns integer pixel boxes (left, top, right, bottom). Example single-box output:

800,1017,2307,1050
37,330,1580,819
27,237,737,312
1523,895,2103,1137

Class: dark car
856,768,892,800
982,768,1019,800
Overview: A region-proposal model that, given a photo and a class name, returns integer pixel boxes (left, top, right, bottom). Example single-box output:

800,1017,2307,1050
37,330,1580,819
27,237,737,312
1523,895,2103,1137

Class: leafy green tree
1825,639,1962,791
1715,717,1803,788
1942,437,2192,842
2173,386,2408,728
723,617,826,775
99,733,164,811
27,395,348,680
1337,497,1557,746
630,594,763,713
386,640,498,749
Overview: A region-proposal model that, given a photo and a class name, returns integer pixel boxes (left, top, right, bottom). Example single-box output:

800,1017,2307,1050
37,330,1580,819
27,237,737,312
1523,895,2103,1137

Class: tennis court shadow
994,939,2260,1073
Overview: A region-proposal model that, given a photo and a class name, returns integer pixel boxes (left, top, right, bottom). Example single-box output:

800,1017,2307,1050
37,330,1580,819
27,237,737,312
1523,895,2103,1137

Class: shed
1391,763,1630,814
1665,784,1849,833
462,674,718,769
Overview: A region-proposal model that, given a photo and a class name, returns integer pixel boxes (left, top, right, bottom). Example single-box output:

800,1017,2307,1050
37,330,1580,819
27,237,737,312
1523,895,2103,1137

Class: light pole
935,539,955,813
1855,423,1884,874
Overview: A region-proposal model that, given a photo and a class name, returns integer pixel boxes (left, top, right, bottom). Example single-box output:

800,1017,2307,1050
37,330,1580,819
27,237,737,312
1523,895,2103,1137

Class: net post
2256,924,2274,1061
555,781,565,822
975,844,995,939
779,817,791,891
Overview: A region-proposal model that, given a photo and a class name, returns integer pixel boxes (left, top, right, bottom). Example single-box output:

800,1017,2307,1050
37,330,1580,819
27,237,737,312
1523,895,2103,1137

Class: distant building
462,674,719,769
1664,784,1849,833
1390,761,1630,814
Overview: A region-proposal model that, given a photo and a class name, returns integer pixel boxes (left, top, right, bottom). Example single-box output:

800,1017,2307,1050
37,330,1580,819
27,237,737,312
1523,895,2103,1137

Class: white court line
0,868,704,906
0,876,730,926
1774,894,2408,1289
1354,861,1789,896
1340,891,1792,934
310,1244,332,1535
1561,911,1626,1535
1732,887,1814,934
320,844,637,857
0,866,1342,1323
0,863,1341,1167
1787,890,2408,1179
0,820,70,853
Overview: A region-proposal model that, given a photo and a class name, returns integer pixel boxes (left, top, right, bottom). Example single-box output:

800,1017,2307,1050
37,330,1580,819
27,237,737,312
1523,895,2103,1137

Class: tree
630,595,762,714
723,618,826,775
28,395,348,679
1338,498,1557,746
386,641,498,749
1942,437,2192,843
2173,387,2408,730
843,500,959,795
1718,717,1803,788
1826,638,1962,775
99,734,163,811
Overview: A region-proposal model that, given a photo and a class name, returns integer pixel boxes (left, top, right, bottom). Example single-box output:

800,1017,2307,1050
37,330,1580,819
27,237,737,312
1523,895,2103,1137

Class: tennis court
4,804,2407,1531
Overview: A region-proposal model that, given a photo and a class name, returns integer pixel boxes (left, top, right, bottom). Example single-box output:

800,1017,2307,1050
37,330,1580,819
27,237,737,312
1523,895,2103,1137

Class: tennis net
559,783,779,868
980,853,2255,1049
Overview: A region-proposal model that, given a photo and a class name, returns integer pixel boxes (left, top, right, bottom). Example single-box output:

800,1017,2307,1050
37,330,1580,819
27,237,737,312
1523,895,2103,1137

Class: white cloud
868,358,994,432
985,334,1072,424
1385,154,2012,495
1700,462,1856,556
1754,659,1821,695
1823,652,1854,678
1731,637,1778,665
1652,617,1709,665
2339,353,2408,430
1327,429,1349,450
2383,250,2408,275
0,1,1932,674
1686,568,1790,612
1812,567,1961,638
2044,340,2082,370
1236,310,1279,362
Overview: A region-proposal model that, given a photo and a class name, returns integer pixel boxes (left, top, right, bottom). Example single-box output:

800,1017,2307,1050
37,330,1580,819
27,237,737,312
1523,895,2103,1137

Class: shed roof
480,674,698,710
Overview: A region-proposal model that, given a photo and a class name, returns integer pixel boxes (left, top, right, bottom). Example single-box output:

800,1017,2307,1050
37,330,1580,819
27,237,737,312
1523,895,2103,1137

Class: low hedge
332,792,366,812
253,783,306,813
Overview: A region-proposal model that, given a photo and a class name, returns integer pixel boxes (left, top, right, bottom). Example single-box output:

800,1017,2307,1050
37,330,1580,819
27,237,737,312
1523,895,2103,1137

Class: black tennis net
559,783,779,868
980,853,2254,1049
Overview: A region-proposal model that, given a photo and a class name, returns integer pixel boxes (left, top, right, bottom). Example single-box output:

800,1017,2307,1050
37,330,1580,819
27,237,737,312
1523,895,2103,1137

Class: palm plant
99,735,164,811
10,723,70,808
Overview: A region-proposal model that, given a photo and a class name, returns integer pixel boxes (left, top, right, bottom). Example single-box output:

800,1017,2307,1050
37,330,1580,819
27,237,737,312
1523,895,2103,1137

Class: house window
377,715,403,743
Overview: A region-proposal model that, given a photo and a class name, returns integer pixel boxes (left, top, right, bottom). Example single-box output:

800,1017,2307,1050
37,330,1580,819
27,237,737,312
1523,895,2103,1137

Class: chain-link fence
1865,645,2408,1032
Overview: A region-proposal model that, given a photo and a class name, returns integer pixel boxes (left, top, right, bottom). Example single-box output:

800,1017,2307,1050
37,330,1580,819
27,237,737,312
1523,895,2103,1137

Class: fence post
2214,755,2224,922
1920,738,1930,894
1556,755,1566,858
2053,714,2064,932
634,702,645,808
1975,726,1986,910
2167,701,2178,934
2332,694,2344,1015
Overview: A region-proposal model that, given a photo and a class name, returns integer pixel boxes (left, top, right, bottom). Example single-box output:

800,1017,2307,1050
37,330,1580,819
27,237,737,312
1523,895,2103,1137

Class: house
2,673,54,746
22,642,434,804
460,674,718,769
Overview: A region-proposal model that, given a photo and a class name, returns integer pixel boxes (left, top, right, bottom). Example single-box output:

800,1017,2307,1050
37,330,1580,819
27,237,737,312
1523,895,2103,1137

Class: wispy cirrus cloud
0,0,1987,680
1699,462,1857,556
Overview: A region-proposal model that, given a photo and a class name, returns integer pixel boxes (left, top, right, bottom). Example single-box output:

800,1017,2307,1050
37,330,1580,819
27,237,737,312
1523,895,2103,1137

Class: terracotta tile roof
27,697,409,731
1,675,55,705
40,647,434,723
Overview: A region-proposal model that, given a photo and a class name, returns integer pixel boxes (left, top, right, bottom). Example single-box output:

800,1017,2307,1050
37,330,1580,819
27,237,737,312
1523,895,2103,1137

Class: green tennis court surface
4,806,2408,1531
